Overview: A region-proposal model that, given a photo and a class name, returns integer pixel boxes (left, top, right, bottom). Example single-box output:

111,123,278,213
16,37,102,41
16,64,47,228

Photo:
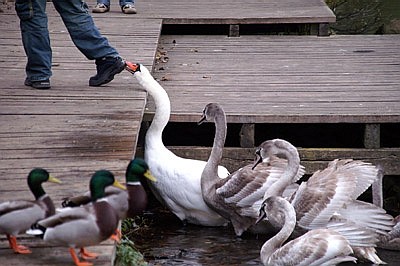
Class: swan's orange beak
125,61,141,74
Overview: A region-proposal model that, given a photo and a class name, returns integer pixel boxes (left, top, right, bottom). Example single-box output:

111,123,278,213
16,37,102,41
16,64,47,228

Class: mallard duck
27,170,126,266
61,158,156,241
125,62,229,226
0,168,61,254
254,138,395,264
62,158,156,219
257,196,356,266
198,103,305,236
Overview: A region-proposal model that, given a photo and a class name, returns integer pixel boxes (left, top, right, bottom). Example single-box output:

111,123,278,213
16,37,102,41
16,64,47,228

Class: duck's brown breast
94,201,119,241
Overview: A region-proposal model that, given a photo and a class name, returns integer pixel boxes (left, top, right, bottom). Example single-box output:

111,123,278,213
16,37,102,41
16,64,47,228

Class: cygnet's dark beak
252,148,263,170
256,204,267,224
198,114,207,125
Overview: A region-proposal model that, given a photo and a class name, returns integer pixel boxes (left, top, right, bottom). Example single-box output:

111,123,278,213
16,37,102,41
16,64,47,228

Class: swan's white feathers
133,65,229,226
353,247,386,264
329,159,379,200
218,165,272,206
260,196,356,266
319,256,357,266
146,151,229,225
338,200,395,235
257,139,391,264
292,162,357,229
218,156,302,207
216,155,304,220
266,229,333,266
291,160,392,264
326,217,378,247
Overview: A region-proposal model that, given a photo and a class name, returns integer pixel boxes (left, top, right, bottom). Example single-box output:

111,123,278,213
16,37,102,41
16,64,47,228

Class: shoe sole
122,9,137,14
25,80,51,89
89,60,126,87
92,9,109,13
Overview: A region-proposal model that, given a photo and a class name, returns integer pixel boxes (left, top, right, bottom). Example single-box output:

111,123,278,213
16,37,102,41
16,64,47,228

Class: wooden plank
239,124,255,148
0,238,115,266
0,5,162,266
144,34,400,124
124,0,336,24
136,146,400,176
364,124,381,149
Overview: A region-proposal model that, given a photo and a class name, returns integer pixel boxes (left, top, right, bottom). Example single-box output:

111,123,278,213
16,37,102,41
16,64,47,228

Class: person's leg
120,0,136,14
15,0,52,89
93,0,110,13
52,0,125,86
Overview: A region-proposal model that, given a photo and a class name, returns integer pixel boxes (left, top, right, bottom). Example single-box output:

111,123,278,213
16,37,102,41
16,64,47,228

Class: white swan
125,62,229,226
198,103,304,236
257,196,357,266
254,138,395,264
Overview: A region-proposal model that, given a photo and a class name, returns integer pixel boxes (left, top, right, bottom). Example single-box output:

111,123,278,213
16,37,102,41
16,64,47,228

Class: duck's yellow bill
113,180,127,190
48,176,62,184
144,170,157,182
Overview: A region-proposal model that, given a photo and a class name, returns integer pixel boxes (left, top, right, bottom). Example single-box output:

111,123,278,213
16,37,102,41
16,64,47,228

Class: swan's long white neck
134,66,171,150
202,111,227,196
260,198,296,265
263,142,300,199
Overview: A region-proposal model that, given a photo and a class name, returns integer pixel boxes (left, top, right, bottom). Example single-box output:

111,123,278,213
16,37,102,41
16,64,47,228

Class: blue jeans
97,0,134,7
15,0,120,81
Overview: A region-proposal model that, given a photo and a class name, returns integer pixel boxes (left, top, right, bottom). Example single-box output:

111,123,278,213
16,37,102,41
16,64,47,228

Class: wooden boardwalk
102,0,335,24
0,3,160,266
136,0,335,23
113,0,336,35
151,34,400,123
0,0,399,265
146,34,400,175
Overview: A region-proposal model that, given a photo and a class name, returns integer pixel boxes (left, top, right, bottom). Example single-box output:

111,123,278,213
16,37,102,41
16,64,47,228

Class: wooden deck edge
161,17,336,25
0,236,116,266
143,113,400,124
136,146,400,175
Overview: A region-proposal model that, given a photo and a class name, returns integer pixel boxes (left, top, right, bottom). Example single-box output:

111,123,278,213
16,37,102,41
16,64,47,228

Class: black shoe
89,57,125,86
24,78,51,89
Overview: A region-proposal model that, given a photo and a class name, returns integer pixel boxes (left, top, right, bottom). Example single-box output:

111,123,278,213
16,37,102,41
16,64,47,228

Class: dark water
131,209,400,266
132,210,264,265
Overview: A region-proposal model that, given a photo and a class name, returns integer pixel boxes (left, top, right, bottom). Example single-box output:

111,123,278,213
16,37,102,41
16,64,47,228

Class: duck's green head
27,168,62,199
126,158,157,184
90,170,126,201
